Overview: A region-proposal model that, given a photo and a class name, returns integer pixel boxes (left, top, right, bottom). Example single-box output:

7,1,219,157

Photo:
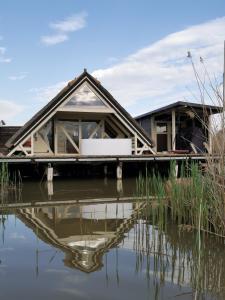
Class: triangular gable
6,70,154,153
63,83,107,108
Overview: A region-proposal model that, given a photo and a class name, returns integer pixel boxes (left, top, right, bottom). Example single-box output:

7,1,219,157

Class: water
0,178,225,300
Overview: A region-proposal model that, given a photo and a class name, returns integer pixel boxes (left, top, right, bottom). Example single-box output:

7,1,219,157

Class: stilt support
104,165,108,177
47,181,54,197
116,162,123,180
116,179,123,194
47,163,53,182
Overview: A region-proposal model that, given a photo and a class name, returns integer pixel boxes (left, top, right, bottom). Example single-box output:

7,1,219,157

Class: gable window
64,84,107,108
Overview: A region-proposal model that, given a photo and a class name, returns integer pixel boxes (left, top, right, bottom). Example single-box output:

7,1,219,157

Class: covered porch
136,101,221,154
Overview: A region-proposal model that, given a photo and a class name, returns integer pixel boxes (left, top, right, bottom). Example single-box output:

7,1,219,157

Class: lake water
0,178,225,300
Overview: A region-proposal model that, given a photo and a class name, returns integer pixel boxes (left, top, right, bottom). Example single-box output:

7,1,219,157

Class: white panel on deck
80,139,132,155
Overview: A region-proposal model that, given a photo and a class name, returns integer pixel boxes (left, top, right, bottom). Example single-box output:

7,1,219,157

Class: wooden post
116,162,123,180
116,179,123,194
172,110,176,151
104,165,108,177
47,163,53,182
47,181,54,197
54,118,58,155
150,116,156,152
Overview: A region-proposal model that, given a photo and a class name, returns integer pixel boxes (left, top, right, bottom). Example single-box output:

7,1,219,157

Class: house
2,70,154,157
135,101,221,154
0,126,21,155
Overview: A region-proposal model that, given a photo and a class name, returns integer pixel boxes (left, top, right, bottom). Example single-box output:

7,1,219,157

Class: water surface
0,178,224,300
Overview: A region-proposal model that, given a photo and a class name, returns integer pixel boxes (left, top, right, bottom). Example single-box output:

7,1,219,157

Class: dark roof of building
135,101,223,120
0,126,21,154
6,69,153,149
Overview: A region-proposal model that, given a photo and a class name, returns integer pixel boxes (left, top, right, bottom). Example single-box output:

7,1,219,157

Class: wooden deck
0,153,211,164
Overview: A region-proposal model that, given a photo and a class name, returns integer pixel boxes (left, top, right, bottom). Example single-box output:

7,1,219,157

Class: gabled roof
0,126,21,154
6,69,153,149
135,101,223,120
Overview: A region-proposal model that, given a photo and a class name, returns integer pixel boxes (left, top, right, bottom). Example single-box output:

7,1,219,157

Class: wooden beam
59,124,80,153
54,118,58,155
34,133,54,155
105,117,125,137
108,115,130,137
89,120,103,138
150,116,156,152
172,109,176,151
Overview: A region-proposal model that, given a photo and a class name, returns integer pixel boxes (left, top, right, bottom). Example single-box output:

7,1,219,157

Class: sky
1,0,225,125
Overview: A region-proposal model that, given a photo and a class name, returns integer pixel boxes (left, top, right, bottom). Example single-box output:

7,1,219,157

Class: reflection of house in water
17,201,145,273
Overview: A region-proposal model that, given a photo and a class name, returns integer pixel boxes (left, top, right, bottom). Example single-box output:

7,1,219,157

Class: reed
133,214,225,298
0,162,22,188
0,162,22,205
137,161,225,238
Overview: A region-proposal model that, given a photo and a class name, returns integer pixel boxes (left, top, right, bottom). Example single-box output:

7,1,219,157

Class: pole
172,110,176,151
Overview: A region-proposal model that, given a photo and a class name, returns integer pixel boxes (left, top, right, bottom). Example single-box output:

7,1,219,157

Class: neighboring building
136,101,221,153
2,70,154,157
0,126,21,155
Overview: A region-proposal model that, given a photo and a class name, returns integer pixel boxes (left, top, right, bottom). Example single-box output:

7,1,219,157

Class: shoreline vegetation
136,161,225,238
0,162,22,202
135,54,224,239
0,162,22,188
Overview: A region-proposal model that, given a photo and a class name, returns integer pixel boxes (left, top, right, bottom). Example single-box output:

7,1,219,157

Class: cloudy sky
1,0,225,125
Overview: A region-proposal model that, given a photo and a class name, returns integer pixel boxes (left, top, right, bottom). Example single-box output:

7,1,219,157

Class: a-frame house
5,70,154,157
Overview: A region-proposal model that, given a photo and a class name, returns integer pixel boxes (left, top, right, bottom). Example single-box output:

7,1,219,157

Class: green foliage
137,161,225,237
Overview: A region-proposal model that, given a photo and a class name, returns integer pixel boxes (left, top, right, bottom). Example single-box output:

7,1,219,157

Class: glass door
156,122,168,152
56,121,80,154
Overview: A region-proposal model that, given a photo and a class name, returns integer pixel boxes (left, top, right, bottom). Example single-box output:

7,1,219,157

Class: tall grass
0,162,22,189
135,161,225,297
0,162,22,205
187,53,225,215
137,161,225,238
133,215,225,299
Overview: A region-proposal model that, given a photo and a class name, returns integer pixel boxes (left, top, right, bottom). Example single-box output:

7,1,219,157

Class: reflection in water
17,202,145,273
0,179,225,299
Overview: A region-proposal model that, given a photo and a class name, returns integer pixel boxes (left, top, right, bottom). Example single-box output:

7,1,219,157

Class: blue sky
1,0,225,125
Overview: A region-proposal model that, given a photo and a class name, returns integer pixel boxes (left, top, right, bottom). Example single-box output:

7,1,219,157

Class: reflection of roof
17,202,146,273
135,101,222,120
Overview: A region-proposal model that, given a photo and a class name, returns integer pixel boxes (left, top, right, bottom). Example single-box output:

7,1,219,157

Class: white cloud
41,12,87,46
8,72,28,81
41,34,68,46
30,81,67,102
50,12,87,32
0,47,6,55
0,100,23,122
0,46,12,63
92,16,225,116
0,57,11,63
34,17,225,116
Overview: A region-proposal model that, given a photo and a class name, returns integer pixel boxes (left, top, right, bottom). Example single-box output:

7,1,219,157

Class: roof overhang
135,101,223,120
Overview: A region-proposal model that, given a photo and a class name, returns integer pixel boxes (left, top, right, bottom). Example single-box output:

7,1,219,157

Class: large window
64,84,106,108
34,120,54,154
57,121,79,154
82,121,102,139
